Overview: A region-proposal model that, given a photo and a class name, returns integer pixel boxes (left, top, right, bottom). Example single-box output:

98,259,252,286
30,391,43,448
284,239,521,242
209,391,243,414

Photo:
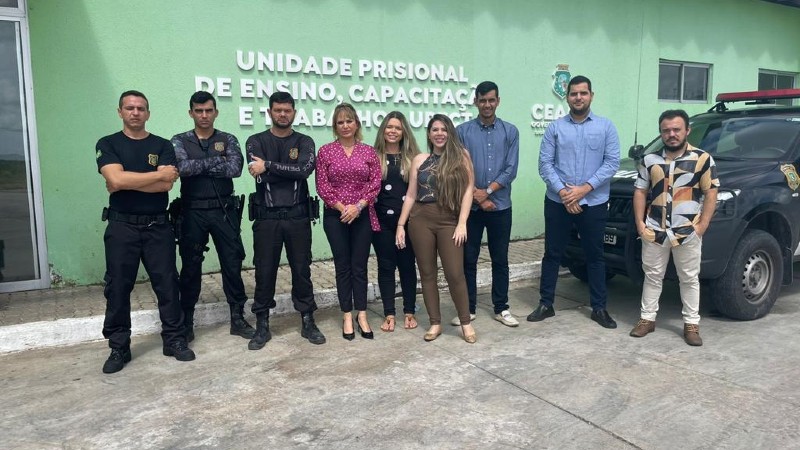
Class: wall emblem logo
552,64,571,100
148,154,158,167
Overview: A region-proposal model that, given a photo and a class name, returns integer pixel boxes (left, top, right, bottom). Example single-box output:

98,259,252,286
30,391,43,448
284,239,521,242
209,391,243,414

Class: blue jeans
539,197,608,310
464,207,512,315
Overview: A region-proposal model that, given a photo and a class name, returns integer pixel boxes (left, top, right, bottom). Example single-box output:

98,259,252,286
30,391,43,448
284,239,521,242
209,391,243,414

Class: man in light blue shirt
529,75,620,329
455,81,520,328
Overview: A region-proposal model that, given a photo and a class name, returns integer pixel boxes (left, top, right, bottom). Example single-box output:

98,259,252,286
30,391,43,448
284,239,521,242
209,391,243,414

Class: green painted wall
26,0,800,285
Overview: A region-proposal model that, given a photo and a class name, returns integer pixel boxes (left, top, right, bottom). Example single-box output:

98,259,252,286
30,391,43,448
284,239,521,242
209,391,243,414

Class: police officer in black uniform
246,91,325,349
96,90,195,374
171,91,254,342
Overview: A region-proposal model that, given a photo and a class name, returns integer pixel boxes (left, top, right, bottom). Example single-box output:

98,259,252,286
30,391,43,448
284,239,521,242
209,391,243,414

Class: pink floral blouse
315,140,382,231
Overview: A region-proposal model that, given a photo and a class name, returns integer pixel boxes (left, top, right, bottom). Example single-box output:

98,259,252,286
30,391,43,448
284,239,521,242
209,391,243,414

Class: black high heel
356,311,375,339
342,315,355,341
356,312,374,339
357,317,374,339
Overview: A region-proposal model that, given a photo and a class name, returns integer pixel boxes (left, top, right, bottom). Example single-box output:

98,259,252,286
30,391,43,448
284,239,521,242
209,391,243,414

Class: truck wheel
710,230,782,320
567,264,615,283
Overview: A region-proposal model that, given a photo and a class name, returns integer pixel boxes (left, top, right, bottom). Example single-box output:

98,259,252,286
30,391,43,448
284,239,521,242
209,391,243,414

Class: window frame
658,59,712,104
758,69,798,105
0,0,24,17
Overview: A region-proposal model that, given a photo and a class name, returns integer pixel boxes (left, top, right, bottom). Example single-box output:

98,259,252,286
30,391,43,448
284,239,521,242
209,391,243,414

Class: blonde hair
332,103,363,142
426,114,470,213
373,111,420,182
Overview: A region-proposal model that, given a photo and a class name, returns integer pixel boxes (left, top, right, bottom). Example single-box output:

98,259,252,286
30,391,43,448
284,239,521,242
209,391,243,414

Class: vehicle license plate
604,234,617,245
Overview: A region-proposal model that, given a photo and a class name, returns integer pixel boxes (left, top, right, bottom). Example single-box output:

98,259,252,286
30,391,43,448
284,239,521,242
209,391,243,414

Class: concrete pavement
1,271,800,449
0,239,544,353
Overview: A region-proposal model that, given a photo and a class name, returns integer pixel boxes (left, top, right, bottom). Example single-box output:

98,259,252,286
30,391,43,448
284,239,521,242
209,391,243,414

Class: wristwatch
486,186,494,195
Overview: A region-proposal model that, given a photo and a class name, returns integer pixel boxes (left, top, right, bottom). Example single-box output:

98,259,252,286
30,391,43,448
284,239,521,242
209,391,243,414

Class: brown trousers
408,202,470,325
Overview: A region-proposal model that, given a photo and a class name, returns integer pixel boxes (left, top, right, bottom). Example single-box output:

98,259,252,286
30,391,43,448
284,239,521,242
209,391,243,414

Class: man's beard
569,104,588,116
273,121,292,129
663,138,687,153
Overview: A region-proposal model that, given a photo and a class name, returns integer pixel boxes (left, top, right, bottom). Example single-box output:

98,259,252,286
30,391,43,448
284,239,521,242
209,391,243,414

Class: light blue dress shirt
457,117,520,211
538,111,620,206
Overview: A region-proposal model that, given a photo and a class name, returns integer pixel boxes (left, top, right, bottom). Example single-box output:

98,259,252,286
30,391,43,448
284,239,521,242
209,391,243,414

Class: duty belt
184,197,235,209
106,209,169,225
254,204,308,220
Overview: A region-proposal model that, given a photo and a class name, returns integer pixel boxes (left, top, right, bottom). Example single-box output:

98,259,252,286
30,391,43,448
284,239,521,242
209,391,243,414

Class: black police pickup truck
564,89,800,320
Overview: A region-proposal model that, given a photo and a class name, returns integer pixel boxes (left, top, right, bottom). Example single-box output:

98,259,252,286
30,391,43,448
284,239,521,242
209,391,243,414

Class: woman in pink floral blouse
315,103,381,341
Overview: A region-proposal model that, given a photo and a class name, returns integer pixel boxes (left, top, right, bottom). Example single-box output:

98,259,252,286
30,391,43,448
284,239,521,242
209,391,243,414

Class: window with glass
658,60,711,103
0,0,22,15
758,69,797,105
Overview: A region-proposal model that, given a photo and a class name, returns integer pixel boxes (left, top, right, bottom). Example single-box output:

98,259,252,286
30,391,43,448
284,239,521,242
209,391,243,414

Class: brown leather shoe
630,319,656,337
684,323,703,346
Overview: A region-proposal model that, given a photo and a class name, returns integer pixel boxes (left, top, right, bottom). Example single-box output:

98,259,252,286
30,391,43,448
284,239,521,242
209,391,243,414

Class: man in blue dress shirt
454,81,520,328
530,75,620,329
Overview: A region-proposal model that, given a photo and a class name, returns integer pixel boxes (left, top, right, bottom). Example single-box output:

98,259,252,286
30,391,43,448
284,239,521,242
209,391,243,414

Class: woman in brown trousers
395,114,476,343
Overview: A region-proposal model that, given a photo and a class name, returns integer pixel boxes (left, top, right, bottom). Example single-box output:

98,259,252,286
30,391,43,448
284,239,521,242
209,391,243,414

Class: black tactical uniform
171,129,254,340
96,131,193,371
246,129,325,348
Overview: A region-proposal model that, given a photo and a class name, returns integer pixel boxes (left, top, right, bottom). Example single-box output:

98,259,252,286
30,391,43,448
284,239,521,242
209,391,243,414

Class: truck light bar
716,88,800,102
710,88,800,112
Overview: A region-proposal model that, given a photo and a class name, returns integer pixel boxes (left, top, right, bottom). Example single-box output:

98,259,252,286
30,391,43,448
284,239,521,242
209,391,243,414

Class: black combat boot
248,313,272,350
230,303,256,339
301,312,326,345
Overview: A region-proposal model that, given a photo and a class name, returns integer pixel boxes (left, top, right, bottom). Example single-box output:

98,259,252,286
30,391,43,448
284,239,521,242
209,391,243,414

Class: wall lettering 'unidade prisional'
195,50,476,129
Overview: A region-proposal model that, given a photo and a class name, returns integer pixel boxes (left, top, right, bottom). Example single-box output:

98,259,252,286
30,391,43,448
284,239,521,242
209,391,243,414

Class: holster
248,193,256,221
168,197,183,243
179,241,208,263
235,194,245,227
308,196,321,225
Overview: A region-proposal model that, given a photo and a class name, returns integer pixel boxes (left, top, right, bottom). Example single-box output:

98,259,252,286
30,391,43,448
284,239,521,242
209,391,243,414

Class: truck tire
710,229,782,320
567,264,615,283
